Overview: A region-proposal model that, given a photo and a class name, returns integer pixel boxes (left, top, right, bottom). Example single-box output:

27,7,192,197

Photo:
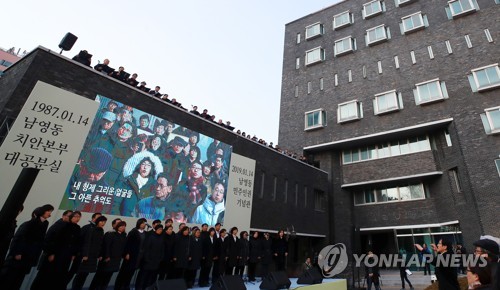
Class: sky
2,0,341,145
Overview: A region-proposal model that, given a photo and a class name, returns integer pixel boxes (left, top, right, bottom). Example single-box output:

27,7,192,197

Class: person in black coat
0,204,23,268
416,239,460,290
261,232,273,278
225,227,240,275
199,228,217,287
114,218,147,290
0,205,53,290
273,230,288,271
236,231,250,277
135,224,165,290
173,226,191,279
248,231,262,282
32,210,81,290
212,228,226,285
89,221,127,290
186,228,203,288
71,215,107,290
158,224,176,280
365,251,381,290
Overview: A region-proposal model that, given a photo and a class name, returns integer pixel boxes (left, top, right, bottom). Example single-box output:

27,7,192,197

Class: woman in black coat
135,224,165,290
71,216,107,290
199,228,216,287
248,231,262,282
273,230,288,271
114,218,147,290
261,232,273,278
236,231,249,277
186,228,203,288
89,221,127,290
33,210,82,290
225,227,240,275
212,228,226,285
158,225,176,280
0,204,53,290
173,226,191,279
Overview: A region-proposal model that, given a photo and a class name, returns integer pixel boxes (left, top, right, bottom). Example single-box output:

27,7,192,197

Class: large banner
60,95,233,226
0,81,98,223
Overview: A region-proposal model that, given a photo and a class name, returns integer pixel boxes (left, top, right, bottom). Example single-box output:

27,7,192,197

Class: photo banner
0,81,98,223
60,95,233,226
224,153,256,232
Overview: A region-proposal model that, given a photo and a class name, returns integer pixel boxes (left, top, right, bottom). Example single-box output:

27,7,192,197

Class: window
448,0,477,18
481,106,500,134
485,29,493,43
348,69,352,82
338,100,362,123
334,74,338,86
396,0,416,6
394,56,400,69
354,183,426,205
0,60,13,67
413,79,448,105
284,179,288,203
363,0,384,18
495,160,500,178
333,11,353,30
320,78,324,91
401,12,425,34
374,90,403,114
465,35,472,48
295,183,299,207
259,172,265,199
470,64,500,92
377,61,382,74
314,190,327,211
305,47,325,66
307,82,311,94
342,135,431,164
297,33,301,44
305,22,324,39
295,57,300,69
445,40,453,54
334,36,356,56
410,51,416,64
294,85,299,98
304,186,308,208
449,168,462,193
366,25,389,46
305,109,327,130
428,46,434,59
444,129,452,146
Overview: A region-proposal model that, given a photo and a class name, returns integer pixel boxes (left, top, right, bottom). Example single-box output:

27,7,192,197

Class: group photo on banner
60,95,232,225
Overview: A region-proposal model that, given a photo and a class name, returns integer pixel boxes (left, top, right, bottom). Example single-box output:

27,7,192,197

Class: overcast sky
2,0,340,144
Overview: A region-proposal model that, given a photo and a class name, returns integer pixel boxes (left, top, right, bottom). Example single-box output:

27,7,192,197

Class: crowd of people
0,205,290,290
71,52,309,165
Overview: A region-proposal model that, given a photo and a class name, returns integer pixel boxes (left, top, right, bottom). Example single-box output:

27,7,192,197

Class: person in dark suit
273,230,288,271
199,228,216,286
135,224,165,290
248,231,262,282
415,239,460,290
158,224,176,280
237,231,250,277
225,227,240,275
186,228,203,288
261,232,273,279
365,251,381,290
173,226,191,280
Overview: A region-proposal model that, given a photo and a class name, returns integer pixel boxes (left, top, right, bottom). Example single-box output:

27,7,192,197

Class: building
0,47,22,76
278,0,499,267
0,47,330,279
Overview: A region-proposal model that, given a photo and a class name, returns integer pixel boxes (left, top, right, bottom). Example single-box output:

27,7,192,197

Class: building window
470,64,500,92
320,78,324,91
428,46,434,59
410,51,416,64
366,25,389,46
495,160,500,178
295,57,300,69
334,36,356,56
333,11,353,30
449,168,462,193
297,33,301,44
444,129,452,146
445,40,453,54
294,85,299,98
338,100,363,123
0,60,13,67
348,69,352,83
394,56,400,69
363,0,384,19
413,79,448,105
307,82,311,94
334,74,339,86
401,12,425,34
314,190,327,211
465,35,472,48
305,22,324,40
481,106,500,134
485,29,493,43
396,0,416,6
295,183,299,207
354,183,426,205
304,186,308,208
343,135,431,164
377,61,382,74
363,65,367,78
374,90,403,115
305,47,325,66
305,109,327,130
447,0,478,18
